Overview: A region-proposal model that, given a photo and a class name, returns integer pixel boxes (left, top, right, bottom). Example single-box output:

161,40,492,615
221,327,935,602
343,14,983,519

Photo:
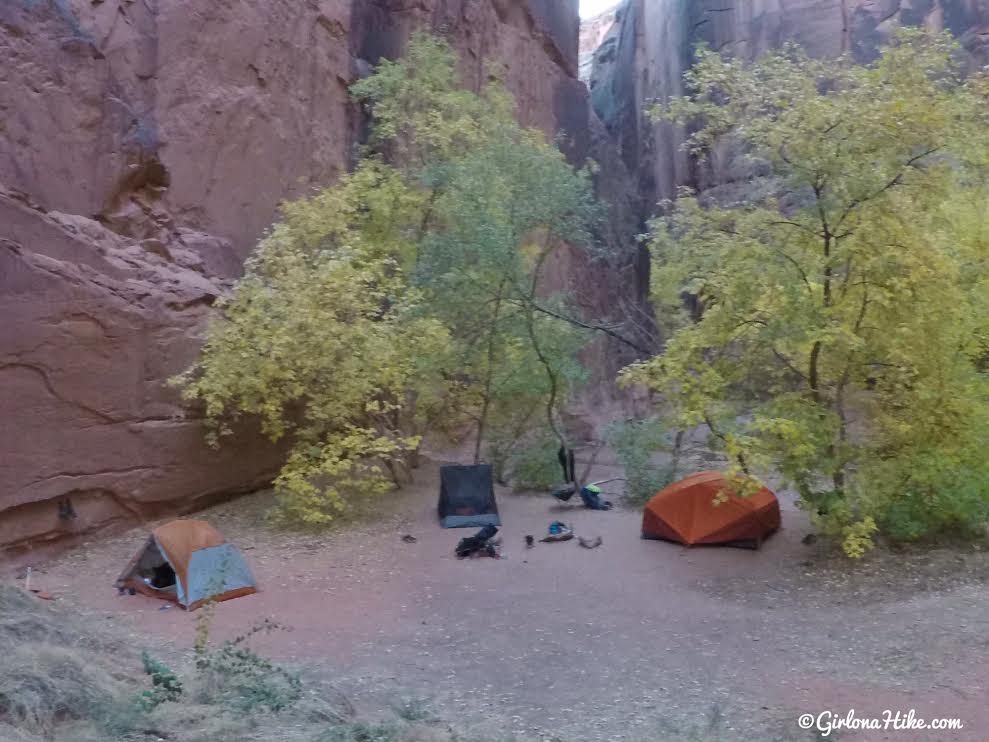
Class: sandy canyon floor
29,458,989,741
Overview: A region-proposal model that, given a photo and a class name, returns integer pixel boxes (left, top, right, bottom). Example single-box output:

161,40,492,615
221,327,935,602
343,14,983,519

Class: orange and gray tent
642,471,781,548
115,520,257,610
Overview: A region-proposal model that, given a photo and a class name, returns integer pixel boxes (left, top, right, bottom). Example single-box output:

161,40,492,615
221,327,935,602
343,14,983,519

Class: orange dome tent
642,471,781,548
115,520,257,610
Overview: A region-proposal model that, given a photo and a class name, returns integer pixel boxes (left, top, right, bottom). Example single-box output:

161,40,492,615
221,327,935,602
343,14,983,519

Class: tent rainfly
437,464,501,528
642,471,781,548
115,520,257,610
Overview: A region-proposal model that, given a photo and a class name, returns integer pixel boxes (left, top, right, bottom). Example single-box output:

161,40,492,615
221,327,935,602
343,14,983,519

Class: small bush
392,697,436,723
502,431,562,491
606,417,678,506
315,719,471,742
194,620,302,712
317,721,402,742
137,651,184,710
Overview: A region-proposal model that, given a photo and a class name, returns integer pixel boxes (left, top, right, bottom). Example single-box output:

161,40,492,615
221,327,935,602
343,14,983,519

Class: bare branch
520,298,654,355
769,220,822,238
833,147,941,230
768,245,813,291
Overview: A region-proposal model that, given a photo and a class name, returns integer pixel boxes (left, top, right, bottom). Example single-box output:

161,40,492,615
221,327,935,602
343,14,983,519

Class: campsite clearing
29,459,989,741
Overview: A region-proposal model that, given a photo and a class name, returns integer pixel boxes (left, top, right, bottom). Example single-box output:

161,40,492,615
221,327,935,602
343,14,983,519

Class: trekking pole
587,477,626,488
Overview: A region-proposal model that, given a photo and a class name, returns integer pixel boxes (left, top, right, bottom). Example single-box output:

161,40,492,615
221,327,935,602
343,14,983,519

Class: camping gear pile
455,525,502,559
578,484,611,511
551,482,611,510
550,446,613,509
439,457,781,558
577,535,603,549
539,521,573,542
439,461,610,557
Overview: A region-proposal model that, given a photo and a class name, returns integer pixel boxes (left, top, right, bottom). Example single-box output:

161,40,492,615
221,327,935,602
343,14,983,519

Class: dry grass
0,583,130,740
0,583,488,742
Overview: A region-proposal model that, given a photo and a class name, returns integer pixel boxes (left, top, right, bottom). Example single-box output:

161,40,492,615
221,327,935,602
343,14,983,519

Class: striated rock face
692,0,989,64
1,0,642,554
0,0,363,555
586,0,690,208
588,0,989,209
1,0,358,257
353,0,585,153
0,188,284,553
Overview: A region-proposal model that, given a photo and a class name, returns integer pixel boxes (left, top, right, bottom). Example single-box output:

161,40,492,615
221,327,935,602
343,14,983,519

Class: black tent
438,464,501,528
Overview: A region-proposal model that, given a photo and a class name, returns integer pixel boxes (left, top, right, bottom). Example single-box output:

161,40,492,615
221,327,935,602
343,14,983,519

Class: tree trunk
670,429,685,480
474,280,507,464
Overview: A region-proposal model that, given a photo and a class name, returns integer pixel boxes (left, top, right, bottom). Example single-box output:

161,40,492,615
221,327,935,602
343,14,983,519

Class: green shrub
136,651,183,711
843,429,989,546
194,620,302,712
503,431,562,491
392,697,436,723
606,417,678,506
317,721,402,742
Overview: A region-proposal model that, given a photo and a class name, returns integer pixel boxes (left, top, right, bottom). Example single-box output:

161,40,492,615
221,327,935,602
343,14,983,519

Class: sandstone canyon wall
587,0,989,210
0,0,645,554
578,3,619,81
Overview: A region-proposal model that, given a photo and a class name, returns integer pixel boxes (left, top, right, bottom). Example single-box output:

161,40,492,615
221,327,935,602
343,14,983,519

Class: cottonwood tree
177,35,600,522
175,162,447,524
415,136,594,463
354,34,597,464
624,30,989,554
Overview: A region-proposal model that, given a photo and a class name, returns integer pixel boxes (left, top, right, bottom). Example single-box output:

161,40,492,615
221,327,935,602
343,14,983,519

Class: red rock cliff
1,0,639,554
586,0,989,208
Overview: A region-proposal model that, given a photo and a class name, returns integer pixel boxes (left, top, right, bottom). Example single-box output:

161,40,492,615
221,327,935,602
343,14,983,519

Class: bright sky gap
580,0,619,18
